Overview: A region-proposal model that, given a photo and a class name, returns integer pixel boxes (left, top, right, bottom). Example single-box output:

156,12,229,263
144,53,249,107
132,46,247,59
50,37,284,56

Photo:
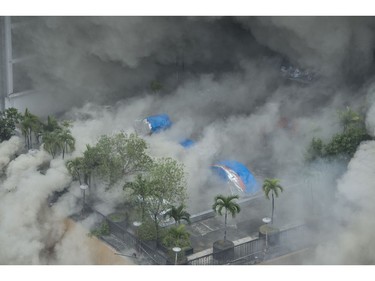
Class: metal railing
188,224,310,265
86,205,168,265
78,204,310,265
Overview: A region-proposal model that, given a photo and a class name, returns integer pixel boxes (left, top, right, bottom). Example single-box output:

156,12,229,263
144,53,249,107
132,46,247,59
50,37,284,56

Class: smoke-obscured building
0,16,35,112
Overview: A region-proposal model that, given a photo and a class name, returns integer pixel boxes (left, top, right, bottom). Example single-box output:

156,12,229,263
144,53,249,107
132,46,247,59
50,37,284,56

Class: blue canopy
180,139,195,148
145,114,172,134
211,160,259,194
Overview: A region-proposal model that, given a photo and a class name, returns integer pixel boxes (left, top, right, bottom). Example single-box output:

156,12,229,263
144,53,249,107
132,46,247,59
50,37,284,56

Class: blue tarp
211,160,259,194
145,114,172,133
180,139,195,148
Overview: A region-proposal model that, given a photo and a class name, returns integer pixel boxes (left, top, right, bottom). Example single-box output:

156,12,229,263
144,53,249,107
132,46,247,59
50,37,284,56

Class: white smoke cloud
311,141,375,264
2,149,51,192
0,151,86,264
0,136,23,172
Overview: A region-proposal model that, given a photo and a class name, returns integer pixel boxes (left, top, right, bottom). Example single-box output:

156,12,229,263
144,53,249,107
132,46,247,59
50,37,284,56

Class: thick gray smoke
2,16,375,264
238,17,375,82
305,140,375,264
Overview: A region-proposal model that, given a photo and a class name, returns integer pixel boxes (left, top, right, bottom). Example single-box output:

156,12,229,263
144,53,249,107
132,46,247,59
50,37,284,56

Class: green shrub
137,220,158,241
162,225,191,249
88,221,110,238
305,137,324,162
306,113,372,162
324,127,372,159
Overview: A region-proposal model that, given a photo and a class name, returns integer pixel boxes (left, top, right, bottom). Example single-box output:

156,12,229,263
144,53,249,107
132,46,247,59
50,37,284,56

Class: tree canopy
140,157,187,243
85,133,153,188
262,178,284,200
162,224,191,249
67,132,153,191
123,174,152,221
41,116,75,159
66,157,85,185
20,108,42,149
306,107,372,162
0,108,76,158
338,107,364,132
163,204,191,225
0,108,22,143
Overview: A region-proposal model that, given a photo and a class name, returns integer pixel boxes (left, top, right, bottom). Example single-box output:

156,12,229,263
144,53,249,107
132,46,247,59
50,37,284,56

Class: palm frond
213,194,240,217
273,188,279,197
217,205,224,216
264,187,270,200
262,178,283,199
228,204,241,217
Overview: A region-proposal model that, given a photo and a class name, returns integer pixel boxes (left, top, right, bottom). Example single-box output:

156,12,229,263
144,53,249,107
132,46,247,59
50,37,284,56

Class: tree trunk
271,193,275,224
77,172,82,185
84,173,89,185
141,200,145,221
64,142,68,159
28,129,32,149
224,210,228,241
310,185,314,215
154,214,159,249
26,133,30,150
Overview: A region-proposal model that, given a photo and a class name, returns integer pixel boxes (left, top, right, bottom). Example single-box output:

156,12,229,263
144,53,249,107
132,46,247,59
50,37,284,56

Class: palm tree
212,194,241,241
59,129,75,159
43,115,60,132
262,178,284,224
42,130,62,158
20,108,41,150
66,157,85,185
164,204,191,225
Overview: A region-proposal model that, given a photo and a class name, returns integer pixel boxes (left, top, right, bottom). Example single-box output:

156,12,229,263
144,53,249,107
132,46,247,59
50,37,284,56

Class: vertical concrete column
0,16,13,111
0,17,6,111
4,16,13,99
